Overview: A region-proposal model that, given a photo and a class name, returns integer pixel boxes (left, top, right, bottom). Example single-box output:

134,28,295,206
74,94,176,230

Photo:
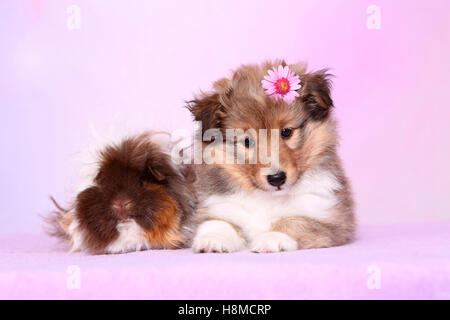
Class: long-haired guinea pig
46,132,196,254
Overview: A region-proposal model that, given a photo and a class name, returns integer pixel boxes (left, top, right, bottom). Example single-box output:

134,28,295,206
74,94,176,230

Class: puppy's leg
270,216,355,249
250,231,298,253
192,220,246,253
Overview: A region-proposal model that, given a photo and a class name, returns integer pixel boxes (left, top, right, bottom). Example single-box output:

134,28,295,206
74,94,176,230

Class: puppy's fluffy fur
187,60,355,253
46,133,195,254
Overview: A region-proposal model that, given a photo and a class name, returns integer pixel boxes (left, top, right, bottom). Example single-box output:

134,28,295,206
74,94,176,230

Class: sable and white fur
187,60,356,253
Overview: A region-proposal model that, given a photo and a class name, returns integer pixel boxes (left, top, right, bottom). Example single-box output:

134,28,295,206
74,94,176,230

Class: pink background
1,0,450,234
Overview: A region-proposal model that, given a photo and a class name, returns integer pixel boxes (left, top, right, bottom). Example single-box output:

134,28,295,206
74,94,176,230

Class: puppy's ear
186,78,232,134
186,93,223,135
299,70,333,121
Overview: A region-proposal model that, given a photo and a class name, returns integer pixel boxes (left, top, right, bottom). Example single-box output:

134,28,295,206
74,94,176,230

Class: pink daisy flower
261,65,301,104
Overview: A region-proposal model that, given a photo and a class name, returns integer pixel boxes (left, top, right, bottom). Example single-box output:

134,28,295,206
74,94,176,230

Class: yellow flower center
279,80,289,91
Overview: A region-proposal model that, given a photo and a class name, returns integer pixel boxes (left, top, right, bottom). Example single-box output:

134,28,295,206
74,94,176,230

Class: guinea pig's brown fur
46,133,195,254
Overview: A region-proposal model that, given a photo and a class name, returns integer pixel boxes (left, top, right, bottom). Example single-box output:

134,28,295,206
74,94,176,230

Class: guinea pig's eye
138,179,144,187
281,128,293,139
242,137,255,148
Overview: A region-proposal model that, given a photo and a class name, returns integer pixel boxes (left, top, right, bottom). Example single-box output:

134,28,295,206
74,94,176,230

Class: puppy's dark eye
243,137,255,148
138,179,144,187
281,128,293,139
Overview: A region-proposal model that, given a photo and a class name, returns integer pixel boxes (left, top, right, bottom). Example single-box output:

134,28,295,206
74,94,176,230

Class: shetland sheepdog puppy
186,60,355,253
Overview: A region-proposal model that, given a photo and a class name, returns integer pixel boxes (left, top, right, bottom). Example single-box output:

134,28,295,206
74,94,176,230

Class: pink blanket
1,222,449,299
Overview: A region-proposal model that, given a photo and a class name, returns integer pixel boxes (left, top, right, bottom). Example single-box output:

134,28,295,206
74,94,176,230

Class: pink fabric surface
1,222,449,300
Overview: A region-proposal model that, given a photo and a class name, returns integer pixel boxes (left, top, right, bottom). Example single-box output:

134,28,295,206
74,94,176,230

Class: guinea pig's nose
267,171,287,187
111,199,132,220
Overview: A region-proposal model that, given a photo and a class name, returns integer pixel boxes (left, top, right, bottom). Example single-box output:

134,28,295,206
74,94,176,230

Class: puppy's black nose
267,171,287,187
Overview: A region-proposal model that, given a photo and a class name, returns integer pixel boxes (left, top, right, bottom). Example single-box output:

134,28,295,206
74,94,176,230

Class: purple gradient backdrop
1,0,449,234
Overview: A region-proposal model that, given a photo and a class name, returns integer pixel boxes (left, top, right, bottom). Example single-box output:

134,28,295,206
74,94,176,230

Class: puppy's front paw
250,232,298,253
192,220,245,253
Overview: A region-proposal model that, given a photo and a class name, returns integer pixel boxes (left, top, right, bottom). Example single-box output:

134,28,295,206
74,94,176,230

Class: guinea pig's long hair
45,132,196,254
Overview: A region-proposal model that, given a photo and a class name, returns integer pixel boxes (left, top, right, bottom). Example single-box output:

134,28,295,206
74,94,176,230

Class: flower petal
264,75,276,82
283,93,295,104
291,78,300,86
272,93,281,99
262,80,274,90
265,88,277,95
290,83,301,91
287,69,295,78
277,65,284,78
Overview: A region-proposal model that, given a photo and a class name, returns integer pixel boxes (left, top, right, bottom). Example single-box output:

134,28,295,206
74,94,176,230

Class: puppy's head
187,60,337,193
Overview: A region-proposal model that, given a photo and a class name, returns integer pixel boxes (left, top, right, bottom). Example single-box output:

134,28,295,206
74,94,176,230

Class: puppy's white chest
204,192,293,238
202,168,340,239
